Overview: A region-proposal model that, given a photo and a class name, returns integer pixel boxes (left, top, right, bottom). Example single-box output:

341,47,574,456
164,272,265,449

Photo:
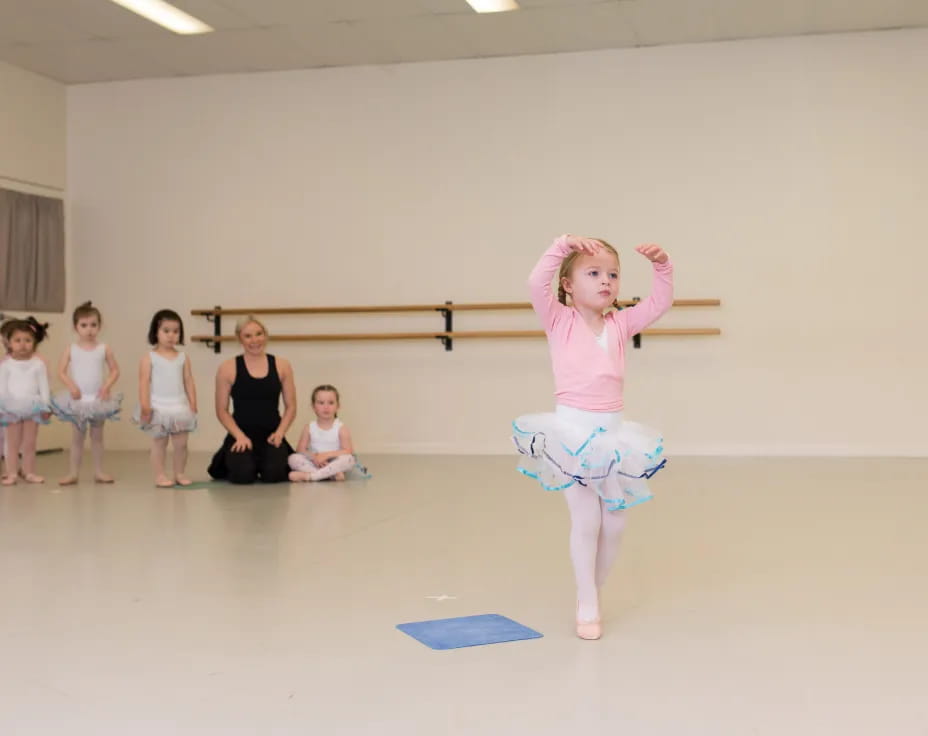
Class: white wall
0,61,66,195
67,29,928,456
0,61,69,450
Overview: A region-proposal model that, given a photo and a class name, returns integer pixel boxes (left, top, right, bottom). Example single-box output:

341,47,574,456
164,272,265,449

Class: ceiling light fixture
108,0,213,35
466,0,520,13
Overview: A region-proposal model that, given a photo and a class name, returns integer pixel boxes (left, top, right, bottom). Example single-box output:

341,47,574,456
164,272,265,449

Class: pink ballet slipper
576,603,602,641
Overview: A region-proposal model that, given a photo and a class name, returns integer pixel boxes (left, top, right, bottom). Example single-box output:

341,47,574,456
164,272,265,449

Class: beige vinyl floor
0,452,925,735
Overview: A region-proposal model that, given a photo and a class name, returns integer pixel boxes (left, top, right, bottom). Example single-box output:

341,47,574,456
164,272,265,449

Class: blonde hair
235,316,269,339
557,239,621,309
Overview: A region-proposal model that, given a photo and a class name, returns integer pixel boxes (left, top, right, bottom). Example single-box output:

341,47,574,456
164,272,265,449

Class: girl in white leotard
133,309,198,488
53,302,122,485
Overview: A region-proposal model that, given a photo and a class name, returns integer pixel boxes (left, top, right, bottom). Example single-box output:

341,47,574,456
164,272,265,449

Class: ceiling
0,0,926,84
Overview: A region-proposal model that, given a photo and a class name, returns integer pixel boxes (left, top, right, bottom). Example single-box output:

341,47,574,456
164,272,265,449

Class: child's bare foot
289,470,311,482
175,476,192,487
59,475,79,486
1,475,17,486
94,473,115,484
155,476,175,488
24,473,44,484
335,472,346,481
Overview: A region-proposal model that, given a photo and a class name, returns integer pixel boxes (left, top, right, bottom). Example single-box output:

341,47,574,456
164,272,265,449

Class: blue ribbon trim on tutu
50,395,122,429
513,420,663,464
0,404,52,426
515,440,665,483
516,467,653,510
516,466,577,492
512,421,665,477
560,426,606,457
511,419,666,510
513,420,607,459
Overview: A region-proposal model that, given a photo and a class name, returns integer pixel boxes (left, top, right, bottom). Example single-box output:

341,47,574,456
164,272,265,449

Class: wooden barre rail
192,299,720,316
191,328,721,345
192,299,721,353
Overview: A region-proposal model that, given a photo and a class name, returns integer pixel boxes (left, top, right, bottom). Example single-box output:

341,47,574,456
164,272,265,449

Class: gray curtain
0,187,65,312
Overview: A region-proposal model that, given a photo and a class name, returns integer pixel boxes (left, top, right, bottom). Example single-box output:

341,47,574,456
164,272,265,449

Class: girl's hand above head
565,235,602,255
635,244,669,264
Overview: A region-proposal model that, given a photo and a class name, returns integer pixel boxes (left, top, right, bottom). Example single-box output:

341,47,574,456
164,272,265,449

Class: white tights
67,423,107,477
288,453,356,481
565,482,627,622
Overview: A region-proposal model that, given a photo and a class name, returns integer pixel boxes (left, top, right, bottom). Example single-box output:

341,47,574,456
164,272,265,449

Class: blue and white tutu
51,391,122,430
0,396,52,426
131,404,198,438
512,405,666,511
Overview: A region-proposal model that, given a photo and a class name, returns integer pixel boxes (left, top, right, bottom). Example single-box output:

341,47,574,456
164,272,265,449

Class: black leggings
208,435,292,484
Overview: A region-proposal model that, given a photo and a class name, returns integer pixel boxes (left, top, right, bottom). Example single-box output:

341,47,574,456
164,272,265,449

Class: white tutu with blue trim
51,391,122,429
0,396,52,426
131,403,198,438
512,405,666,511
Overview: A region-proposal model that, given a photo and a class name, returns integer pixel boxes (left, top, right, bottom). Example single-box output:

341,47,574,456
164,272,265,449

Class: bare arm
295,425,310,454
100,345,121,398
275,357,297,436
214,360,245,440
337,425,354,456
182,354,197,414
36,360,51,407
58,347,80,398
138,354,152,421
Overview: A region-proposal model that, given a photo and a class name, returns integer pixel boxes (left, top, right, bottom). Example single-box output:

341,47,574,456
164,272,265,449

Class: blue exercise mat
396,614,543,650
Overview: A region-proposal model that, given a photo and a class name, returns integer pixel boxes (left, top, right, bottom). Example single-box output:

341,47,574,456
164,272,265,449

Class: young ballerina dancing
134,310,198,487
288,385,360,482
0,318,53,485
53,302,122,484
512,234,673,640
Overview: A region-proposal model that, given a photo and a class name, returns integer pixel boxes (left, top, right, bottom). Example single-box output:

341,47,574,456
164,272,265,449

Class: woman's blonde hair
235,316,269,339
557,239,621,309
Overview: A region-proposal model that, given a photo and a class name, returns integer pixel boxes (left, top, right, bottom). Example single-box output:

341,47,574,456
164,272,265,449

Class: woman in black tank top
208,318,296,483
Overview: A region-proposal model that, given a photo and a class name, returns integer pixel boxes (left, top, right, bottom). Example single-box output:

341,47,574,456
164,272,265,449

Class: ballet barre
192,300,721,353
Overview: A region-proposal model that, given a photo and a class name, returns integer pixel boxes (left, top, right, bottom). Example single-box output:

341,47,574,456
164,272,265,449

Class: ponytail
25,317,50,344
